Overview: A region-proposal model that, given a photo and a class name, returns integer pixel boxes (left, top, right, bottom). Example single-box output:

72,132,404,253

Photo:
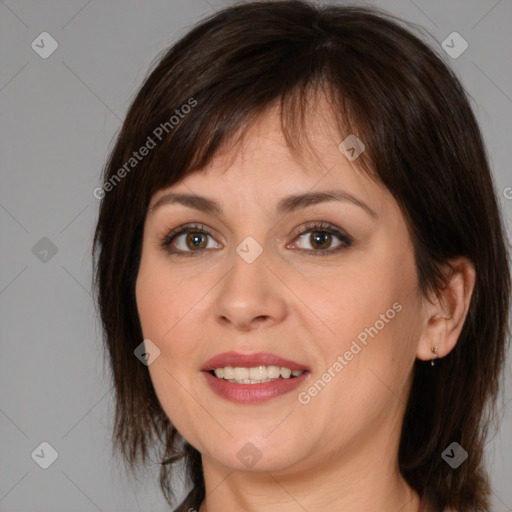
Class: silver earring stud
431,346,438,366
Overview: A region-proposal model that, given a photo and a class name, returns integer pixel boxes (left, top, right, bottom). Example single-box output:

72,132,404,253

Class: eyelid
162,222,210,242
290,220,349,241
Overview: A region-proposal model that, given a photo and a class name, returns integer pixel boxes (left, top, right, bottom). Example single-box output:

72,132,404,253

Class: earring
430,346,438,366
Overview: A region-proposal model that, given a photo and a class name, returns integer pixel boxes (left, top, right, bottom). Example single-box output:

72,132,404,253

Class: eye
288,221,353,255
160,221,353,257
161,223,221,257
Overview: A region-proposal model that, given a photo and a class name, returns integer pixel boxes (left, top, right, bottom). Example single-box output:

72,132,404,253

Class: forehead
149,103,391,219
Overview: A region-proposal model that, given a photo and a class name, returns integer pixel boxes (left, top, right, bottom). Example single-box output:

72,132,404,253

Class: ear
416,256,476,362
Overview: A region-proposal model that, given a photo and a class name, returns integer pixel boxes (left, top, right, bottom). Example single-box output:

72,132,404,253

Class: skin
135,100,475,512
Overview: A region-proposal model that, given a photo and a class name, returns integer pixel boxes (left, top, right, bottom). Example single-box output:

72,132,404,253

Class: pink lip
201,351,311,404
201,351,310,372
202,370,310,404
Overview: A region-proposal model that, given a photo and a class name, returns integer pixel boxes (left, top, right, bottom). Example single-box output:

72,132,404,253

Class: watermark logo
31,32,58,59
236,236,263,264
442,442,468,469
236,442,262,469
441,32,468,59
134,339,161,366
338,134,365,161
32,237,58,263
31,441,59,469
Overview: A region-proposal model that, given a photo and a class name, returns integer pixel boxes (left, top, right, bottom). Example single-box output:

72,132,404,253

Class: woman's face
136,103,427,476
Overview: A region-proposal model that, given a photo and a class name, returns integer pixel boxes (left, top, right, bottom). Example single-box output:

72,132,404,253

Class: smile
211,365,305,383
203,369,310,403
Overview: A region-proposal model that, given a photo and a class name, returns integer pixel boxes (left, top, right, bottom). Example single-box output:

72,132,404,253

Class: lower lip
202,371,310,404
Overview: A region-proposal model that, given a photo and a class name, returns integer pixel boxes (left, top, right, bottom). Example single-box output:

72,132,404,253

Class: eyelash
160,221,353,257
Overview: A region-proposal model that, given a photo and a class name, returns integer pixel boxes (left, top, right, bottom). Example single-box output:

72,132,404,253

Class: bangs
139,69,377,208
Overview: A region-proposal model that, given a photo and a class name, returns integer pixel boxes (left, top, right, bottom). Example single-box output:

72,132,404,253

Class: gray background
1,0,511,510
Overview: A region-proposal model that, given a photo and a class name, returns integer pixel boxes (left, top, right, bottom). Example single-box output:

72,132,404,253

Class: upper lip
201,352,310,372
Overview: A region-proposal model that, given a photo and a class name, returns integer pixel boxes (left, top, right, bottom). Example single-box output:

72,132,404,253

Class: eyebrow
150,190,377,218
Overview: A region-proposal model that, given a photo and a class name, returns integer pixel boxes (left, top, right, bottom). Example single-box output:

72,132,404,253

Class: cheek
136,263,169,341
135,252,205,432
310,251,417,349
136,249,200,341
135,254,201,417
308,231,420,393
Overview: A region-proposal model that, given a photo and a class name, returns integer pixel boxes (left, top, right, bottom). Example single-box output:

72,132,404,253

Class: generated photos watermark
298,301,403,405
93,97,197,199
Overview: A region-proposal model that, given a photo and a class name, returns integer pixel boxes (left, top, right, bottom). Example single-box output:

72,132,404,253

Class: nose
212,247,288,331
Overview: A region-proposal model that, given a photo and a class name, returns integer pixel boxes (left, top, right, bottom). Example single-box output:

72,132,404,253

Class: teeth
267,365,281,379
223,366,234,379
211,365,305,382
249,366,267,380
280,367,292,379
233,367,249,380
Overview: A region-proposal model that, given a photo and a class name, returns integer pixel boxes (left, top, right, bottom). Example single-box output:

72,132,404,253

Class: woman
92,1,511,511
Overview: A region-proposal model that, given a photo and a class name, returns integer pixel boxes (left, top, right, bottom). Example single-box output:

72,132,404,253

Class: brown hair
92,1,511,510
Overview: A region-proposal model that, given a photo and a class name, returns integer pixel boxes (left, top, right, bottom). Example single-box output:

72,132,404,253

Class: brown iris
309,231,332,250
186,232,208,250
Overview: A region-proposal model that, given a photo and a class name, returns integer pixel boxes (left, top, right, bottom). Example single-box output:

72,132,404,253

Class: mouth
208,365,306,384
201,352,311,403
202,368,310,403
